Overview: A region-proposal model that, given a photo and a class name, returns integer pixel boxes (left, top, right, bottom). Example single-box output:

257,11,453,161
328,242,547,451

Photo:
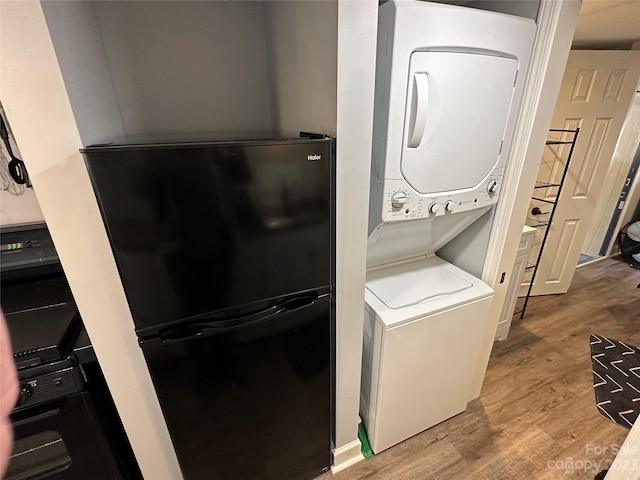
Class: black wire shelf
534,181,562,189
519,127,580,319
526,221,550,228
531,196,557,204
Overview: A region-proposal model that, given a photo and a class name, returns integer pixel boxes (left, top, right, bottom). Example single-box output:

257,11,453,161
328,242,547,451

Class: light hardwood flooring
324,257,640,480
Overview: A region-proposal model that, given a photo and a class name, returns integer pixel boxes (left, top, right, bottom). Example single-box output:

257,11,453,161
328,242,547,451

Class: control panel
380,167,504,223
0,224,59,272
13,366,84,411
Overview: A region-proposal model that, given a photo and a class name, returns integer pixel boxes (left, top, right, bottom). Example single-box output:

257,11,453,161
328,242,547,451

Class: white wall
263,1,338,138
94,1,272,139
0,189,44,226
436,0,540,20
40,1,125,145
332,2,377,469
471,0,540,21
43,1,274,144
0,145,44,226
0,105,45,226
438,209,495,278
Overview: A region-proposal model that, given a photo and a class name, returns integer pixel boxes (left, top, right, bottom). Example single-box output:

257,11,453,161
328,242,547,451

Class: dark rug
590,334,640,429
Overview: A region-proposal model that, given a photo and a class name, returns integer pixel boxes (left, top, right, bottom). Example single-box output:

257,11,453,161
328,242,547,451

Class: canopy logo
307,154,321,161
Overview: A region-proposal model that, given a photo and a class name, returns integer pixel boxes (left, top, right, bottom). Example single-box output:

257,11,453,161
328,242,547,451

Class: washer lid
367,256,473,309
401,51,518,194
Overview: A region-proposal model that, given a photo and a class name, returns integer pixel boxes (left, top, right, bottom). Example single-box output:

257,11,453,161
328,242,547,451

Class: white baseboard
331,439,365,474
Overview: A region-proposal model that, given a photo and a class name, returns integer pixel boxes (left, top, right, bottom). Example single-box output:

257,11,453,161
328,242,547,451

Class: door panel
401,51,518,194
530,50,640,296
548,219,579,282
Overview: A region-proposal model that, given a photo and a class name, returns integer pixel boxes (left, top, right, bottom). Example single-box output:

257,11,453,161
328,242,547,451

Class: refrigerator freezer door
140,294,331,480
84,139,332,334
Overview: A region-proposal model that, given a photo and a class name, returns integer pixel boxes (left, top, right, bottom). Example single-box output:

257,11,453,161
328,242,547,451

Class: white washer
361,256,493,453
361,1,535,454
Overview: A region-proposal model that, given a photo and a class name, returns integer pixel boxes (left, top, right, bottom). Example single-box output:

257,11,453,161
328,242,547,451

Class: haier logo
307,154,321,161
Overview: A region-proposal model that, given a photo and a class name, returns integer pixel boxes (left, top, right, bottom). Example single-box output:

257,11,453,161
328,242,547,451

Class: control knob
445,201,456,213
390,191,408,209
428,203,440,214
487,179,499,194
17,384,33,407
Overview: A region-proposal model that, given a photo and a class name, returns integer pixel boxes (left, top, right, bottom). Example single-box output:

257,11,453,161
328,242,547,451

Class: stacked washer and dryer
360,1,536,453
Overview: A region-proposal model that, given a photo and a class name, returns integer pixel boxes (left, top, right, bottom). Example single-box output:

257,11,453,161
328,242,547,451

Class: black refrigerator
82,137,333,480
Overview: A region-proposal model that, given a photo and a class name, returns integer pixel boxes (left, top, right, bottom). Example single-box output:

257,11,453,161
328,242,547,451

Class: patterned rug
590,334,640,429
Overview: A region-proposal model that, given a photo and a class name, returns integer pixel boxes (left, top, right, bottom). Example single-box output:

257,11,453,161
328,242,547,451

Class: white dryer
369,0,535,228
361,0,535,454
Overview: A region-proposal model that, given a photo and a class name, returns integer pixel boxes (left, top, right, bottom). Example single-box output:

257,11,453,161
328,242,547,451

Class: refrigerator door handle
276,292,319,311
158,308,279,342
155,292,321,343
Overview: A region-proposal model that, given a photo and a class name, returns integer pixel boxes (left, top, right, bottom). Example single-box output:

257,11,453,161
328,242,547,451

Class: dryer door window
401,51,518,195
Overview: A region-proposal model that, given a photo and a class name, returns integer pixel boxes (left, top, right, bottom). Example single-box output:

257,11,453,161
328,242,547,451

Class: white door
531,50,640,296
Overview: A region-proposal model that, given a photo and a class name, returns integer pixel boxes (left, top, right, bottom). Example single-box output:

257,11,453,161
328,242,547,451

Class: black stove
4,279,81,371
1,226,84,413
1,223,140,480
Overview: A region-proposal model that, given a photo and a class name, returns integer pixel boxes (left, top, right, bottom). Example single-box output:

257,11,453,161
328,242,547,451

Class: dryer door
401,51,518,195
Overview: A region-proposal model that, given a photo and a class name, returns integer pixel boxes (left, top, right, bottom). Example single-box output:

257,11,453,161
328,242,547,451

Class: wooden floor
324,257,640,480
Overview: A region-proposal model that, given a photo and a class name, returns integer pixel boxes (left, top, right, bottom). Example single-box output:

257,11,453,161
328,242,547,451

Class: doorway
526,50,640,296
579,89,640,265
